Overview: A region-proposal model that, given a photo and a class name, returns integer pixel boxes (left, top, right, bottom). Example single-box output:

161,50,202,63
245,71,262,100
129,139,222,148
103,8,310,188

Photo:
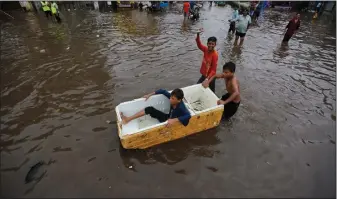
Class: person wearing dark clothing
282,13,301,43
121,89,191,127
202,62,241,120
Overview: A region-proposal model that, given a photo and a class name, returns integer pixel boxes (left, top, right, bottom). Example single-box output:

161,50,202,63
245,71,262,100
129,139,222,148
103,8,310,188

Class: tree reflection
111,10,159,36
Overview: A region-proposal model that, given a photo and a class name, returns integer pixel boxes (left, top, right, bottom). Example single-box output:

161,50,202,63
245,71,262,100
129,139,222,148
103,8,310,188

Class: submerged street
1,3,336,197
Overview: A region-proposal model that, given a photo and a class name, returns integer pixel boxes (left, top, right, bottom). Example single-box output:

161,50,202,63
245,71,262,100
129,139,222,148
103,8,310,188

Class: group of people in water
121,3,302,127
121,29,240,127
40,1,61,23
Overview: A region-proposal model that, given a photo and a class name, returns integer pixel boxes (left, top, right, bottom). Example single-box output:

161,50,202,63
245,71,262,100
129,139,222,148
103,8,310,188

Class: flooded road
1,3,336,197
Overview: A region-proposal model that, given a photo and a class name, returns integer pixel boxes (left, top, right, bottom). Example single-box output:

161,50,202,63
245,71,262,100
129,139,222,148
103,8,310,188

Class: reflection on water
0,5,335,198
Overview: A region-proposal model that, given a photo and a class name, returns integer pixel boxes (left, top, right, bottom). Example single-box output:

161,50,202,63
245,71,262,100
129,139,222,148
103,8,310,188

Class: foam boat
115,84,224,149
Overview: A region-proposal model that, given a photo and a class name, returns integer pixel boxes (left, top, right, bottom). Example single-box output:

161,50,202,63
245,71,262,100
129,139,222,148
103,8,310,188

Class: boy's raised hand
197,28,204,35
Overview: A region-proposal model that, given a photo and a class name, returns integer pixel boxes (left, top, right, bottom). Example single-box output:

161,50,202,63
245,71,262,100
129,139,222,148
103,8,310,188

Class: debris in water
66,47,70,50
96,35,100,38
266,161,271,165
109,186,111,189
106,120,111,124
39,49,45,53
190,99,206,112
68,9,70,11
128,166,133,169
271,132,276,135
25,161,45,184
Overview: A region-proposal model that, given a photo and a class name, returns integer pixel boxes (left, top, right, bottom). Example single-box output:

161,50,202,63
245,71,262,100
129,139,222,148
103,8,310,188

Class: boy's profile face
170,95,181,105
222,69,233,78
207,41,216,51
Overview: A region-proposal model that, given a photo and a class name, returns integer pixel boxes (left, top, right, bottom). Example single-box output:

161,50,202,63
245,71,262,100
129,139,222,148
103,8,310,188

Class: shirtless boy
202,62,241,119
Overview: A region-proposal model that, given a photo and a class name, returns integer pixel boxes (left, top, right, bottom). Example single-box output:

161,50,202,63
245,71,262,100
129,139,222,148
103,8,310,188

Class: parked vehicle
189,4,201,20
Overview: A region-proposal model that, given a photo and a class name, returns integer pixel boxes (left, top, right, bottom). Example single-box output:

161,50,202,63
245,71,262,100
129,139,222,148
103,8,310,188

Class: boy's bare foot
120,112,130,124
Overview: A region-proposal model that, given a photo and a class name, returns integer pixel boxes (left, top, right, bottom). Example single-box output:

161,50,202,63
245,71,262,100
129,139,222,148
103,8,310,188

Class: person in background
183,1,190,18
120,89,191,127
228,7,239,34
282,13,301,43
190,1,195,10
253,4,261,22
51,2,61,23
41,1,52,19
202,62,241,120
230,9,251,46
313,10,318,19
195,29,218,93
139,2,144,11
316,2,322,12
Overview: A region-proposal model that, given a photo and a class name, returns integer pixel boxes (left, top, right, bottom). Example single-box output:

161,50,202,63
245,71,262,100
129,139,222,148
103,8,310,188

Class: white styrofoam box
115,84,222,137
116,94,171,136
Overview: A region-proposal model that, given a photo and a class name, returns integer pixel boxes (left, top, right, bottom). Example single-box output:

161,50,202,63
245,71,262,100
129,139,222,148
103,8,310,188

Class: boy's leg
144,106,169,122
197,75,206,84
239,36,245,46
221,93,240,119
234,32,240,45
223,102,240,119
121,110,146,124
121,106,168,124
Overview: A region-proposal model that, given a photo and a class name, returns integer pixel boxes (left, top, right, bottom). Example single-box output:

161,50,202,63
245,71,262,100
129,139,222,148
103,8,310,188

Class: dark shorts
221,93,240,119
145,106,169,123
282,33,293,42
45,10,52,17
197,75,216,93
229,21,236,33
184,11,189,17
254,10,260,18
235,31,246,38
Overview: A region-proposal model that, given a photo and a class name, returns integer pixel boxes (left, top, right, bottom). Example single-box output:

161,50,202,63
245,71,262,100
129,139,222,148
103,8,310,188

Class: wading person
228,7,239,34
202,62,241,120
121,89,191,127
282,13,301,43
51,2,61,23
195,29,218,93
231,9,251,46
183,1,190,18
41,1,52,19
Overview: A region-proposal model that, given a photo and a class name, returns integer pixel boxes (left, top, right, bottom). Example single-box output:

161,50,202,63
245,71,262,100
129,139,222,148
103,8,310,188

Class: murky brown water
1,3,336,197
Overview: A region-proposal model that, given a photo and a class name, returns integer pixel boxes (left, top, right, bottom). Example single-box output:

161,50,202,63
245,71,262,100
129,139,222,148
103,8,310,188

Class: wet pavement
1,3,336,198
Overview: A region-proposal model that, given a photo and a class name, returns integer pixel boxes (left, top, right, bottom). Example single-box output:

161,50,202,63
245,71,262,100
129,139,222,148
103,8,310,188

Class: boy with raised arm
121,88,191,127
202,62,241,119
195,29,218,93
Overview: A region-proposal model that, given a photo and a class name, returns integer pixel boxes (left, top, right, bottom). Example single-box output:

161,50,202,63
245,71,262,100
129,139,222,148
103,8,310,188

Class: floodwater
1,3,336,198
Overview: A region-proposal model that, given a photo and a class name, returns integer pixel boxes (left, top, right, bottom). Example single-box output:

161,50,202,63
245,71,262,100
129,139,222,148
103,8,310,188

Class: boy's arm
220,80,239,105
196,33,207,52
202,73,223,88
177,108,191,126
167,108,191,127
155,89,171,99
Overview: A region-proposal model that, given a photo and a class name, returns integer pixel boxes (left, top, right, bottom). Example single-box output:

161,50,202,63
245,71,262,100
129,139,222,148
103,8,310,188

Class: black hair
171,88,184,100
223,62,236,73
207,36,217,44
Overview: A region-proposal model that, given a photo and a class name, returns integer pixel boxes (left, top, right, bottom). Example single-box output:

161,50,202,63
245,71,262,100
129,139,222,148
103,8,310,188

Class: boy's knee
144,106,155,114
